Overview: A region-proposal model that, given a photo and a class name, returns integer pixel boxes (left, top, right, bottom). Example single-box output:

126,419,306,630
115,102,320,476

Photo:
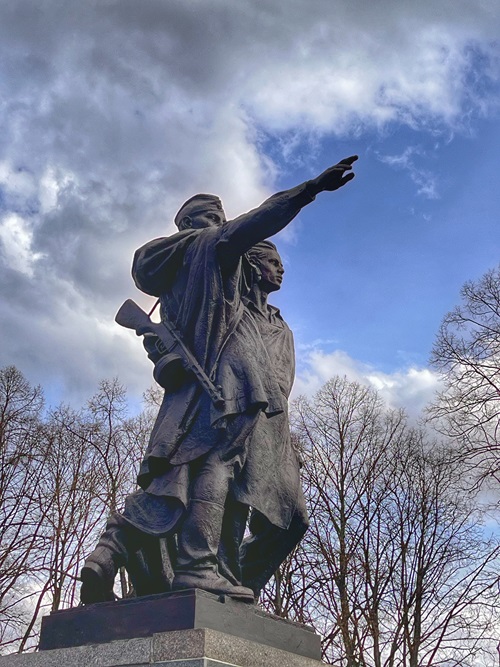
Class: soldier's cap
174,194,224,228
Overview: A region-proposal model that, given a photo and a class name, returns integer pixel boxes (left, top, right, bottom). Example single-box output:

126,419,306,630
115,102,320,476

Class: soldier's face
257,249,284,293
188,208,226,229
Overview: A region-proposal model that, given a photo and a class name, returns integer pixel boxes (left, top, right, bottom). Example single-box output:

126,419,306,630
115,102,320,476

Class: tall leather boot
218,499,248,586
81,513,174,603
173,499,254,602
240,508,309,599
80,513,130,604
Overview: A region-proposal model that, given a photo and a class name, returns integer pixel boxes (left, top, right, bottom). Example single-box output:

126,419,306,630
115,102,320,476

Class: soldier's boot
80,547,117,604
217,499,249,587
80,514,130,604
240,508,309,599
173,499,254,602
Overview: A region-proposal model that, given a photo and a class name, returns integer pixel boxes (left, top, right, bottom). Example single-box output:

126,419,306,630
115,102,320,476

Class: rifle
115,299,225,409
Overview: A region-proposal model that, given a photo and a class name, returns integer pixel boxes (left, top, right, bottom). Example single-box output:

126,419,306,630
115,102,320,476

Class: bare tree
263,377,500,666
0,368,154,652
84,379,145,512
15,405,108,652
83,379,152,597
0,367,47,652
429,264,500,488
45,379,152,602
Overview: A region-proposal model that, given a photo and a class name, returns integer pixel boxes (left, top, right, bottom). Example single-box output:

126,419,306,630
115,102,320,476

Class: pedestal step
0,590,325,666
38,589,321,660
0,627,324,667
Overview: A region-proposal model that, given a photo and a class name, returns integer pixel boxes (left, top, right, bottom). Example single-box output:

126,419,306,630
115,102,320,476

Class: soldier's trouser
176,412,258,573
91,513,134,568
239,505,310,597
86,411,259,596
87,512,172,596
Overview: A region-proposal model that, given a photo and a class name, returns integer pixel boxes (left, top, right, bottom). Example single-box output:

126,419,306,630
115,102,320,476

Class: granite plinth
37,589,321,660
0,627,325,667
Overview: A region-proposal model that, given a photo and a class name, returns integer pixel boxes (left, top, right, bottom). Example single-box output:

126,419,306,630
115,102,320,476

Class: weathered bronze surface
80,157,357,604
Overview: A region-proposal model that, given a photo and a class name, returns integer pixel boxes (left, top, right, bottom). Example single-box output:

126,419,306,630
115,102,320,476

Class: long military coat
123,183,314,534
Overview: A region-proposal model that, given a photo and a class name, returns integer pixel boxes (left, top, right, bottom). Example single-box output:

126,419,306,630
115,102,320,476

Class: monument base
0,590,324,667
0,627,324,667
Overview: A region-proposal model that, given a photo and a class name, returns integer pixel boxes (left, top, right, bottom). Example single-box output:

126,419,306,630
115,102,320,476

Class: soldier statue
80,156,357,604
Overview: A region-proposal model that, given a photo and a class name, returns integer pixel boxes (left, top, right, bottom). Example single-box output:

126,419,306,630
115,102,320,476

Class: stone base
0,590,324,666
37,589,321,659
0,627,324,667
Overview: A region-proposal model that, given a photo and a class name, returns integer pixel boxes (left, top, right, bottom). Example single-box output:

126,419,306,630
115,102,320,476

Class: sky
0,0,499,417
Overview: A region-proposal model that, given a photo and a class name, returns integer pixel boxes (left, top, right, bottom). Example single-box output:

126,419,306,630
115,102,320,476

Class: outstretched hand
311,155,358,194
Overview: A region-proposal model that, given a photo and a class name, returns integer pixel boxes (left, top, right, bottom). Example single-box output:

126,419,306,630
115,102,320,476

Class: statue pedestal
0,590,324,667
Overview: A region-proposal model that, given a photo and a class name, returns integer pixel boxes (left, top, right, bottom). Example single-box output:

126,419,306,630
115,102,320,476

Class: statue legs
81,413,259,604
240,504,309,599
218,497,249,586
81,513,132,604
173,421,255,602
80,512,173,604
174,499,252,601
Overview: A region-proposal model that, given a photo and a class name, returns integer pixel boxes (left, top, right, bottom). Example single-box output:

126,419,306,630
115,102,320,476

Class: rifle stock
115,299,152,334
114,299,225,408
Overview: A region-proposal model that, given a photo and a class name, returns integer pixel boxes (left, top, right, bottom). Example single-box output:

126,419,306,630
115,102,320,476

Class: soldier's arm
218,156,357,262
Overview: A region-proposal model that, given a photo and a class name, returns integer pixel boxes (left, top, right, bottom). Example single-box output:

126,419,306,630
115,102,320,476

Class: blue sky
0,0,499,415
274,119,499,364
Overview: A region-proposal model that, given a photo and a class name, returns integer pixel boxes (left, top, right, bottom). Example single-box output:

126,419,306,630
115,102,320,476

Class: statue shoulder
132,229,202,296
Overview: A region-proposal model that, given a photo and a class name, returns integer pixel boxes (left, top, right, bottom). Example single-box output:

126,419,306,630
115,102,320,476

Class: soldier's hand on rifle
308,155,358,195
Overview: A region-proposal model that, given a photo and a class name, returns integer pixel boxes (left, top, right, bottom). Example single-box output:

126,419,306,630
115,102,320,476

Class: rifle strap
148,299,160,317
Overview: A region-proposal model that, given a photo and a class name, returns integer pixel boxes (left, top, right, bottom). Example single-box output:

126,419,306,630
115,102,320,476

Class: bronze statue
80,156,357,604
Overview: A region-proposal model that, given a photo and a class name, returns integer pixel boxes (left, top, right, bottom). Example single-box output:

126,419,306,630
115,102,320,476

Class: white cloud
0,213,43,277
293,348,442,417
240,4,499,135
377,146,440,199
0,0,497,403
